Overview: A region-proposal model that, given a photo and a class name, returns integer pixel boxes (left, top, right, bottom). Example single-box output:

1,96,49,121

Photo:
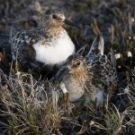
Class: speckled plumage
10,9,76,67
53,35,117,105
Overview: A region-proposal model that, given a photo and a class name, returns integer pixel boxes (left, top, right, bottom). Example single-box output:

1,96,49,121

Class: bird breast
63,74,88,102
65,80,85,102
32,31,75,66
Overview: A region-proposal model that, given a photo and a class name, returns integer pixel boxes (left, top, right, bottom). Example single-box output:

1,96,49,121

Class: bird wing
87,54,116,93
10,27,45,47
10,27,46,64
87,34,104,58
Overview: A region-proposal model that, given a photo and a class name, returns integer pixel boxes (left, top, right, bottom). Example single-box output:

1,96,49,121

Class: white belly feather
32,34,75,66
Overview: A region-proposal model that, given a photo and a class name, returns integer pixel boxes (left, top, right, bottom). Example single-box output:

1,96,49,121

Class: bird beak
64,19,80,29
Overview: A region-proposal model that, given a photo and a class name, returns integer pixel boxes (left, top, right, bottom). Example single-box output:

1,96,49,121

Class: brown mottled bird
53,34,117,105
10,9,79,68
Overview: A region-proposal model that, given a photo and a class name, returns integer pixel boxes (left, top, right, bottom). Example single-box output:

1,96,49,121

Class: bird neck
70,67,89,82
44,24,64,36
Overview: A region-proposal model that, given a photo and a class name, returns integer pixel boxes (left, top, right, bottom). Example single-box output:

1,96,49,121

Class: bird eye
76,62,80,66
53,15,57,19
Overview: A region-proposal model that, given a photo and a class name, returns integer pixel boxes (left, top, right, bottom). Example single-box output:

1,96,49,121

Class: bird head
42,9,80,28
66,46,87,75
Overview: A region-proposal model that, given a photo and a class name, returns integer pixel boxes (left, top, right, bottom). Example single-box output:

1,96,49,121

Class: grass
0,65,135,134
0,69,65,135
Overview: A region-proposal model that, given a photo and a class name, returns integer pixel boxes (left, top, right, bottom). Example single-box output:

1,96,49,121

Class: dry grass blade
0,71,65,134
